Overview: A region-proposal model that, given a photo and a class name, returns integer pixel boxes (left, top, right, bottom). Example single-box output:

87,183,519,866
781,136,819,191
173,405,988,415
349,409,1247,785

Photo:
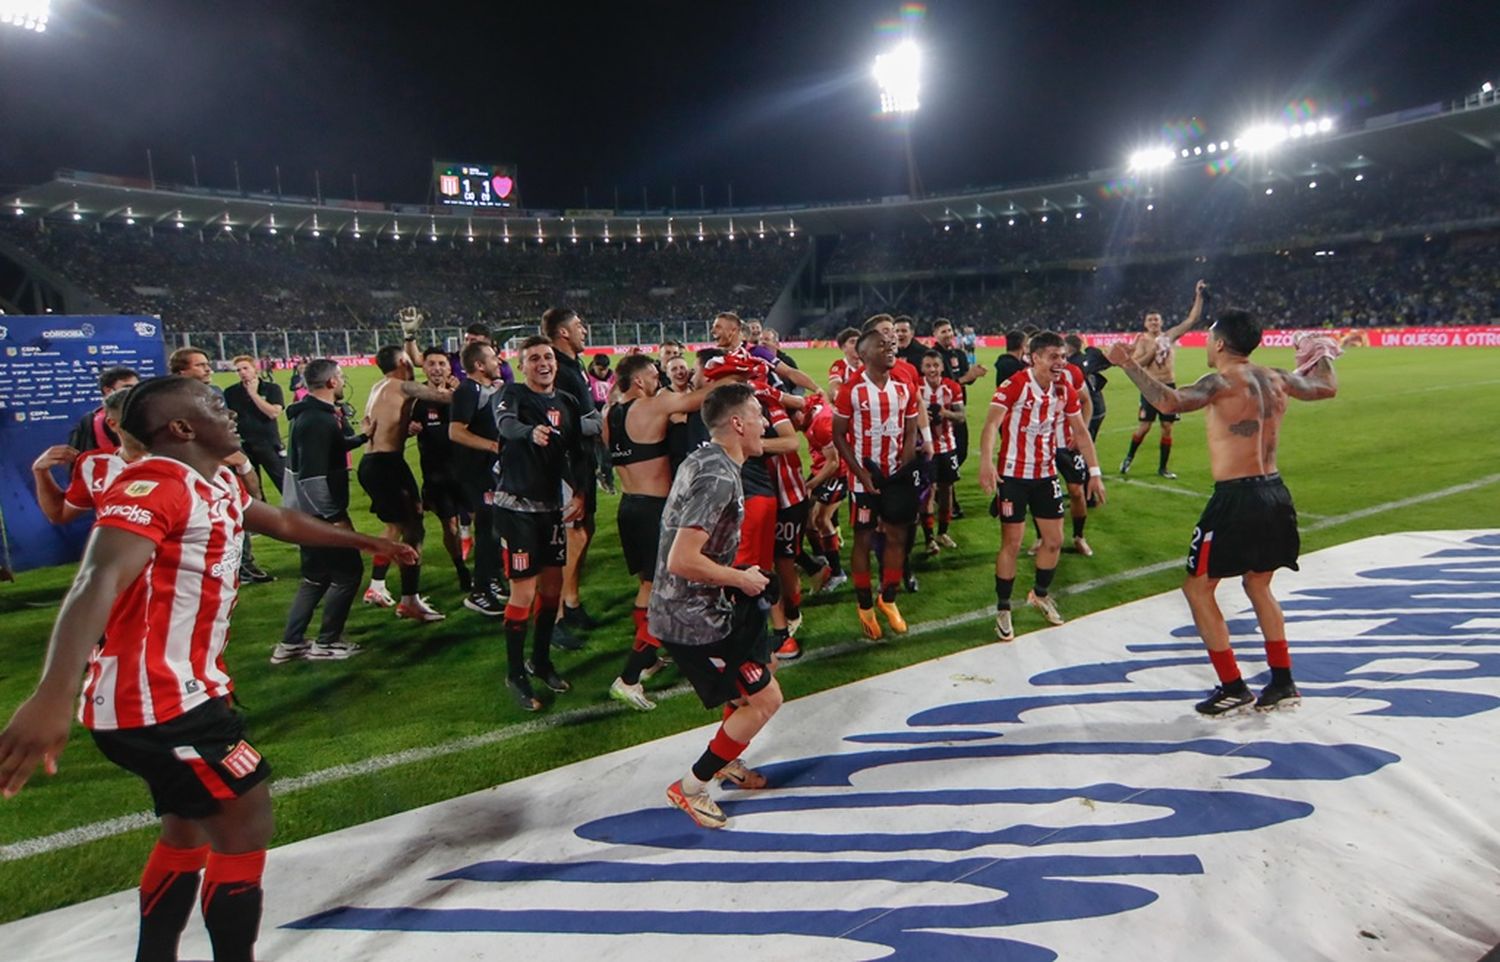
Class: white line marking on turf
6,472,1500,863
1121,477,1332,519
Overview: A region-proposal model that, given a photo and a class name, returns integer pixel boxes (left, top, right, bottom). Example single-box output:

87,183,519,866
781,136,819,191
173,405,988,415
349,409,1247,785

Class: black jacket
283,396,366,520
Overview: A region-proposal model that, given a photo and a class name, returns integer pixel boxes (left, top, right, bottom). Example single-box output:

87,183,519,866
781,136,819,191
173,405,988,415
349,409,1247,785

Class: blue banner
0,316,166,574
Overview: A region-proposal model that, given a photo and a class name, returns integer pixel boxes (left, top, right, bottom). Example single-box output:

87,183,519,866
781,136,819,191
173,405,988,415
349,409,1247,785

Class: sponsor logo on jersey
99,503,153,525
221,740,263,779
123,480,159,497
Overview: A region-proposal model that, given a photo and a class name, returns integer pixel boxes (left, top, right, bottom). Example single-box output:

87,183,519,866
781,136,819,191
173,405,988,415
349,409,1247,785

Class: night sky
1,0,1495,209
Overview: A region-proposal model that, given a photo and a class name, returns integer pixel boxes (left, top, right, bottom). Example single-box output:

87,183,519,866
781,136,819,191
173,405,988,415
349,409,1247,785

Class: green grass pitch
0,343,1497,920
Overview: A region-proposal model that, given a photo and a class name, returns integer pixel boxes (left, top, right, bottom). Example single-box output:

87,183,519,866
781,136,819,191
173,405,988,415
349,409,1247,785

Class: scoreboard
433,161,520,209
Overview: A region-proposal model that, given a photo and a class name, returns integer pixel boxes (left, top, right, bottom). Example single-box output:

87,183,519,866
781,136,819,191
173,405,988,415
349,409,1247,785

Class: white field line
4,472,1498,864
1119,478,1329,520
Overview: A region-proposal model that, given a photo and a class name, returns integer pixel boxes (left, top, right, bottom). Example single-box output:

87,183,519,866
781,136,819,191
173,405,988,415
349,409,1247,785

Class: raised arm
1275,358,1338,401
31,446,84,525
399,380,453,404
1162,280,1211,342
1108,343,1226,414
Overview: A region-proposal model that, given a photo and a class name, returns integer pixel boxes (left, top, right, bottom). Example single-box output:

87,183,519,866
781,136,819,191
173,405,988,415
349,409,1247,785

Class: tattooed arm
1107,343,1227,413
1274,358,1338,401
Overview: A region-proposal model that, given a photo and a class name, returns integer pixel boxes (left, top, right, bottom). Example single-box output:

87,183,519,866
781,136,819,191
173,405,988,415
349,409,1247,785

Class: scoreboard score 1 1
433,161,520,209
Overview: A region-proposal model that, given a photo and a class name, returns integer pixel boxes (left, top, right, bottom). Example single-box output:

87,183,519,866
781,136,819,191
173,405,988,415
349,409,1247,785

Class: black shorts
933,450,960,484
357,452,422,524
1138,384,1180,423
774,500,810,559
617,493,667,578
995,475,1065,524
812,475,848,505
1186,474,1300,579
496,508,567,580
663,628,774,710
953,420,970,465
421,476,466,520
90,697,272,819
564,473,599,530
852,468,920,531
1055,448,1088,487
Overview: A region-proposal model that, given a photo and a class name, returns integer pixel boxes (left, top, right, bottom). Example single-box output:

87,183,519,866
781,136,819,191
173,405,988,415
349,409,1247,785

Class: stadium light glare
1007,218,1015,226
1308,181,1317,189
1040,215,1048,223
1355,173,1365,182
1206,143,1217,154
1265,187,1274,195
175,221,184,229
1074,211,1083,220
1146,203,1155,211
1318,117,1333,132
269,227,277,235
1483,81,1494,94
873,40,921,114
71,212,80,220
14,208,23,216
1,2,50,32
1128,147,1175,171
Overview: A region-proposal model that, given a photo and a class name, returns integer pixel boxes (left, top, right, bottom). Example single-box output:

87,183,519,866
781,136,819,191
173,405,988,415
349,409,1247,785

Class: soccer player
893,315,927,369
223,355,286,496
449,340,507,615
931,319,986,517
66,365,138,453
32,389,144,525
605,353,712,711
659,338,685,363
410,347,472,593
711,311,821,393
1120,282,1208,478
1108,313,1338,716
1031,352,1097,557
827,327,861,393
543,307,605,635
359,345,452,621
664,354,693,393
860,313,928,593
833,328,919,639
493,336,593,711
1066,333,1111,441
803,393,849,593
275,359,374,663
650,382,781,829
0,376,413,962
978,331,1107,640
918,350,965,552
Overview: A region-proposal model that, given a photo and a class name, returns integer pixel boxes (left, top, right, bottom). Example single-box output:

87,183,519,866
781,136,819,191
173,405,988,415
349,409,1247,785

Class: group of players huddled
0,283,1342,958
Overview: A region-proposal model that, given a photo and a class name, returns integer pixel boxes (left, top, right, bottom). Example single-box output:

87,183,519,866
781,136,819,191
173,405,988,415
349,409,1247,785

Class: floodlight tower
0,0,50,32
874,39,924,198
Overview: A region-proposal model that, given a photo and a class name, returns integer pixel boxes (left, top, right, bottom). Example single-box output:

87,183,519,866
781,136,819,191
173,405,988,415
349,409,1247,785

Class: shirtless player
1109,309,1338,716
359,344,452,621
605,353,713,711
1119,283,1209,479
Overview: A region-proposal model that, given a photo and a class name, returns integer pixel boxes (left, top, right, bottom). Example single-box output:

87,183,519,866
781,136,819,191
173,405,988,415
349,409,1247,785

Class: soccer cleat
363,584,397,608
926,539,941,556
903,572,919,593
269,641,310,665
1158,469,1178,480
935,533,958,549
638,654,670,681
526,660,571,693
609,677,656,711
506,676,543,713
994,609,1015,642
463,590,505,617
811,565,834,593
786,613,803,637
774,635,802,661
1255,680,1302,712
716,758,768,790
1195,684,1255,717
1027,590,1065,626
876,597,908,634
1026,541,1040,556
1119,457,1133,475
561,604,601,630
551,623,586,651
857,606,883,639
1073,536,1094,557
666,779,727,829
396,596,446,622
820,572,849,594
307,638,363,660
239,561,275,584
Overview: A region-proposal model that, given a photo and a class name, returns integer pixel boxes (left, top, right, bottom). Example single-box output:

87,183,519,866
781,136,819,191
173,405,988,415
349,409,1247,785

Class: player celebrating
1033,351,1096,557
1120,283,1209,478
604,353,711,711
31,388,144,525
978,332,1107,641
0,376,413,962
832,328,919,639
493,336,592,711
449,340,507,615
1109,314,1339,716
918,350,965,552
359,345,452,620
650,382,781,829
827,327,861,393
803,393,848,593
410,347,471,593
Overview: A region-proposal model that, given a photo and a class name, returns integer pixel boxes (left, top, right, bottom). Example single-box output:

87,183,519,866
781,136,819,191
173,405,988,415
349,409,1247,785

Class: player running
1109,312,1339,716
0,376,414,962
604,353,712,711
979,332,1107,640
359,344,452,621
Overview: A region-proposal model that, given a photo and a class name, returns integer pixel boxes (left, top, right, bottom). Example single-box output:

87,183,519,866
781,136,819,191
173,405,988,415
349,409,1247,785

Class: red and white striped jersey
64,449,131,512
81,456,252,731
1053,362,1087,450
834,371,918,492
828,356,858,389
991,370,1081,480
805,403,837,475
771,404,807,509
919,377,964,455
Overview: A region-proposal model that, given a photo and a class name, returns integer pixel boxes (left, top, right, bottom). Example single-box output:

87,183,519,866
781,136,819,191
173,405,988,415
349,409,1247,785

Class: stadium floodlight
873,40,921,114
1128,147,1175,171
1483,81,1494,94
1,0,50,32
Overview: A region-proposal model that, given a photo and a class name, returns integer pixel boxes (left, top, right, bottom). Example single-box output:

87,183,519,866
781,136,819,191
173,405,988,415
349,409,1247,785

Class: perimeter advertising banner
0,316,166,575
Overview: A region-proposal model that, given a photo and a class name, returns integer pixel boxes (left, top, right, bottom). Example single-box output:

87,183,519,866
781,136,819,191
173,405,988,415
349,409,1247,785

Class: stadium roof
10,94,1499,244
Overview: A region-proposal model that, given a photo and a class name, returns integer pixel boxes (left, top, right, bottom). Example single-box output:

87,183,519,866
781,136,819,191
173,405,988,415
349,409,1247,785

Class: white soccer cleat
363,584,397,608
995,609,1015,642
1027,590,1065,626
396,595,446,622
1073,536,1094,557
609,677,656,712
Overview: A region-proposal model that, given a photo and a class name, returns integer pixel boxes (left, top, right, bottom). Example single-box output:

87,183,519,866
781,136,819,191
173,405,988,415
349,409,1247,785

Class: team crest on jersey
123,480,159,497
1001,500,1014,516
511,551,530,572
740,662,765,686
856,505,872,524
546,409,562,427
221,740,262,779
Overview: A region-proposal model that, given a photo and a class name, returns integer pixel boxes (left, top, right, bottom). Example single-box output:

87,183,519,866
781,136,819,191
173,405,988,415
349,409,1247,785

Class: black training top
224,379,285,447
410,398,455,482
493,382,591,506
608,400,671,466
450,378,500,488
